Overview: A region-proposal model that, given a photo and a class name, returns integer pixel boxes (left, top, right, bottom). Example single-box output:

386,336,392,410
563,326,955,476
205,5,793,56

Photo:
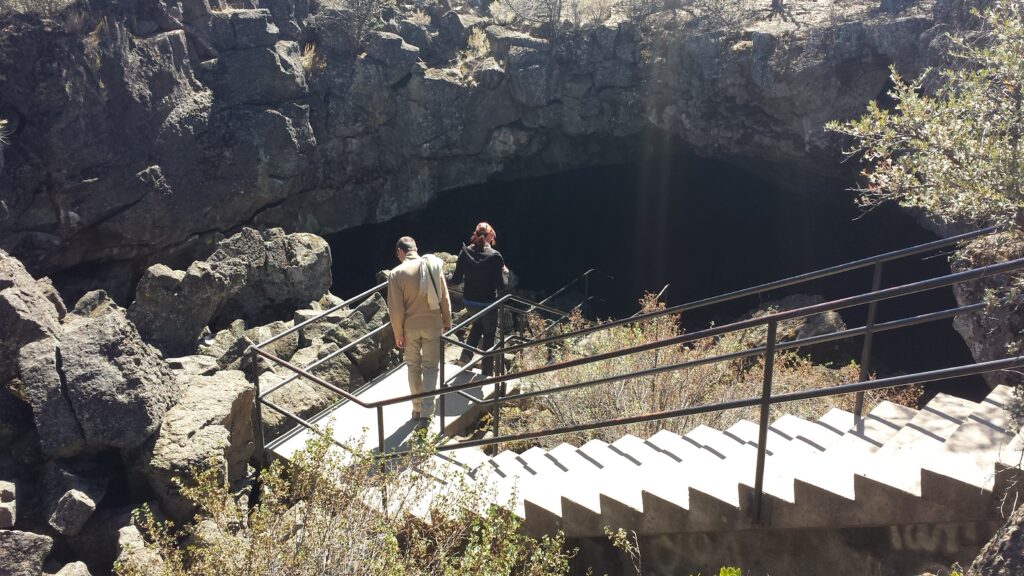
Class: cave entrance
327,140,984,401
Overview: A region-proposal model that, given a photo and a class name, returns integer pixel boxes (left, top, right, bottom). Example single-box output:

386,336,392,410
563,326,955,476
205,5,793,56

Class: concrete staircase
430,385,1022,539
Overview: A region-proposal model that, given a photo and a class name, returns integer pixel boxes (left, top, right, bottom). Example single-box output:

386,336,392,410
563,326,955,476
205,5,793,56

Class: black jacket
450,244,506,303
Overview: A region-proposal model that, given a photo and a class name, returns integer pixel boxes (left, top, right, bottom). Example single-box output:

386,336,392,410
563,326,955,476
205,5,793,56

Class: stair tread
876,394,978,458
492,450,530,475
790,403,918,499
770,414,846,455
518,447,570,475
725,419,795,458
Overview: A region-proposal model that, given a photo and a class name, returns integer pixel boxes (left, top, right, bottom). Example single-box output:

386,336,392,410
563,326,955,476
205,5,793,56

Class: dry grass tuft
300,43,326,76
503,294,920,449
117,431,575,575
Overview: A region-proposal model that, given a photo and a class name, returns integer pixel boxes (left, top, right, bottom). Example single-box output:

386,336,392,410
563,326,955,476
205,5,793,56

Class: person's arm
387,272,405,347
439,267,453,331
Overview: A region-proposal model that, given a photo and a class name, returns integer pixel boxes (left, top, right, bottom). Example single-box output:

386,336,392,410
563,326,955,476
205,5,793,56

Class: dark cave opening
327,140,986,402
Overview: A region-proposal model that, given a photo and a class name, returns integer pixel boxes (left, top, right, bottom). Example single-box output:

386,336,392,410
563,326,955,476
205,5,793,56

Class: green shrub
827,0,1024,232
116,432,575,576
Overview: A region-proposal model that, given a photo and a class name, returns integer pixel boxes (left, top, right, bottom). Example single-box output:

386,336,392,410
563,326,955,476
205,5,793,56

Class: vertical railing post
854,262,884,419
377,406,386,454
439,337,446,436
583,272,592,317
491,304,506,447
753,319,777,524
249,346,266,466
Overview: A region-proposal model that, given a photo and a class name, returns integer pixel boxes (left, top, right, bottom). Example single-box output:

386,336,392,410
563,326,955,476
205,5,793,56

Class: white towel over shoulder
419,254,444,310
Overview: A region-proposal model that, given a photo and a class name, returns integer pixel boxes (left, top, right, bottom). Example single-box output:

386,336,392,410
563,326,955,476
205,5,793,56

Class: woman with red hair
450,222,508,375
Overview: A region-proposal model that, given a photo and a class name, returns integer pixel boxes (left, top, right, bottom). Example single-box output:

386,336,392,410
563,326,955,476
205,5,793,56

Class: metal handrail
258,323,391,400
251,269,609,449
536,268,613,308
462,226,1001,358
252,231,1007,430
280,256,1024,412
249,226,1018,524
429,356,1024,453
256,281,388,349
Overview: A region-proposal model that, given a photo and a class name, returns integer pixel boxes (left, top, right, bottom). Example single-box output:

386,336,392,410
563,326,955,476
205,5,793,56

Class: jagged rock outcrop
0,479,15,528
4,252,179,458
128,227,332,356
0,250,64,390
60,291,182,452
0,0,951,297
134,369,254,523
125,227,329,354
0,529,53,576
951,232,1024,388
41,461,110,537
968,500,1024,576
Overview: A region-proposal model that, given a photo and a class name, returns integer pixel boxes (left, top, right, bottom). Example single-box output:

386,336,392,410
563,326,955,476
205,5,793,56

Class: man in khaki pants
387,236,452,422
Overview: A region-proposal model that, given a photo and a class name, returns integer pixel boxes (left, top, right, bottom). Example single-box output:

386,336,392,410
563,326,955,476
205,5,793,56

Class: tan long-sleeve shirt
387,252,452,336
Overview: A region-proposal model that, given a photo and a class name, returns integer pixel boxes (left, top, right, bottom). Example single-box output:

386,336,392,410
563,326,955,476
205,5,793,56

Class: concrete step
519,443,603,537
766,403,918,528
919,386,1019,517
876,393,978,458
491,450,531,477
519,446,571,475
769,413,847,456
858,394,980,496
724,418,796,458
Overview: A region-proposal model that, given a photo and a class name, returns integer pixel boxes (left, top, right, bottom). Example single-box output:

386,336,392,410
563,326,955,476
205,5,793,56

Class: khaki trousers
404,326,440,415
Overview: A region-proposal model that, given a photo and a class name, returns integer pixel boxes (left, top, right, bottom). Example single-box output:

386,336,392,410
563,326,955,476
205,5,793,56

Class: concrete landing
269,363,493,459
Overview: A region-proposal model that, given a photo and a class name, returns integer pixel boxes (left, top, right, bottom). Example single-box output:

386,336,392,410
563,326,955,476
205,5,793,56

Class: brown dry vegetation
117,432,574,576
501,294,920,449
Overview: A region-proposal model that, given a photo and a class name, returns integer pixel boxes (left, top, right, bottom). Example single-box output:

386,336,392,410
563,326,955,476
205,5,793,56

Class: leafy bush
116,432,575,576
827,0,1024,231
503,294,914,448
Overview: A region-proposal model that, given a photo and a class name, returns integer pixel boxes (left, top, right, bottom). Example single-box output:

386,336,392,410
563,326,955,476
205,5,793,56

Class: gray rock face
66,503,159,572
61,292,181,451
0,0,948,289
15,337,85,459
0,479,15,528
115,524,164,575
129,227,332,356
136,369,254,523
951,233,1024,388
53,562,92,576
0,250,64,387
1,249,65,446
0,530,53,576
42,461,108,537
968,501,1024,576
48,489,98,537
208,9,280,52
